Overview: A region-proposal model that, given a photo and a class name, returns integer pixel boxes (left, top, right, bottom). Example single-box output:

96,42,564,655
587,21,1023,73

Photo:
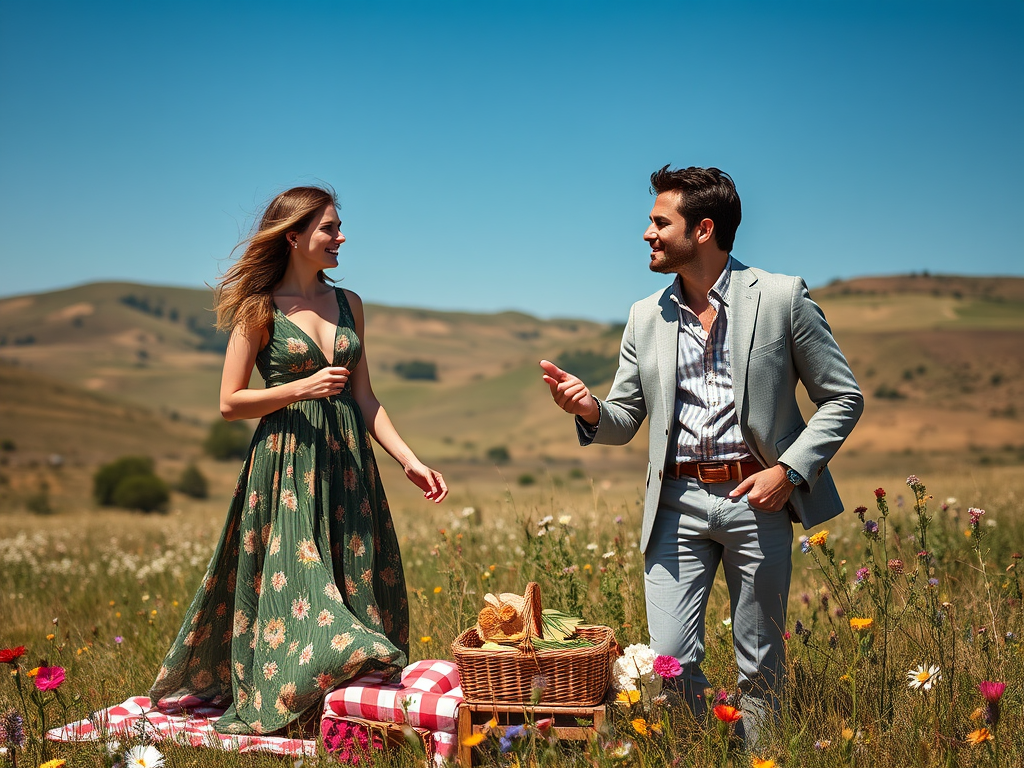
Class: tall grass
1,465,1021,766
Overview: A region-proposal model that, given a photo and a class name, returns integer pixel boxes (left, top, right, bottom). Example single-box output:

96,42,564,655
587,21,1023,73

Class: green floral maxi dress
150,288,409,735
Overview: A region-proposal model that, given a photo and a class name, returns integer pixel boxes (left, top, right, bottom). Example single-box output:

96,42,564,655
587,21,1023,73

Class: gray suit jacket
578,259,863,553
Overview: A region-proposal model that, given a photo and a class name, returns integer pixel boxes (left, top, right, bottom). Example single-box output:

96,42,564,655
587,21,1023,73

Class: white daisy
124,745,165,768
907,663,942,692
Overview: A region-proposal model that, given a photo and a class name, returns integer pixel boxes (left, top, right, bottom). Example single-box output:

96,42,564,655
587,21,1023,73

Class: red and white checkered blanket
46,660,463,762
46,695,316,756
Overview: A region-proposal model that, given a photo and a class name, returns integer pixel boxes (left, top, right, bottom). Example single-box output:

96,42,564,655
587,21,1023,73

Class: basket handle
517,582,544,650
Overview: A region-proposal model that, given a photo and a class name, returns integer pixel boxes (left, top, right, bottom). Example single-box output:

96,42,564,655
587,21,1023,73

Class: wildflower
928,578,939,587
722,617,733,628
420,636,431,643
38,760,66,768
906,474,922,488
499,724,526,753
605,740,634,761
558,514,572,525
828,631,838,648
0,647,25,664
965,728,993,746
794,620,805,636
855,567,870,583
614,515,624,525
849,617,873,632
874,488,885,499
979,680,1006,725
461,732,486,747
800,536,810,554
535,717,552,733
853,506,867,521
124,744,165,768
2,709,25,747
807,530,829,547
45,633,55,641
862,520,879,538
752,758,776,768
532,674,549,692
114,636,123,644
538,515,553,526
713,704,742,723
631,717,650,736
433,586,442,594
653,655,682,679
461,507,475,517
907,663,941,692
888,559,904,575
969,507,986,526
814,739,831,750
616,690,641,705
33,666,65,691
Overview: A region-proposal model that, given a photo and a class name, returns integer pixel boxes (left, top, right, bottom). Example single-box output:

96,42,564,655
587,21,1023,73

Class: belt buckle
696,461,732,483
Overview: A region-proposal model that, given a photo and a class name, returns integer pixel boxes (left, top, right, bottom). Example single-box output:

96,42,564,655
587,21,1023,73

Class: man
540,165,862,746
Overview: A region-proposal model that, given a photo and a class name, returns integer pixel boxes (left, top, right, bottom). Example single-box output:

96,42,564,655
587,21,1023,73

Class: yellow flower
807,530,829,547
39,760,67,768
115,612,122,618
616,690,641,705
631,717,649,736
849,617,873,632
109,600,116,607
486,717,498,729
839,674,851,683
461,733,486,747
420,636,432,644
752,758,776,768
27,667,40,678
842,728,854,741
488,564,496,572
583,564,592,571
433,586,443,594
46,633,55,640
966,728,994,745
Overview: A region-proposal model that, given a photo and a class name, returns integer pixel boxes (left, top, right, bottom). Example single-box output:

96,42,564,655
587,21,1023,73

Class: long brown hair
214,185,338,332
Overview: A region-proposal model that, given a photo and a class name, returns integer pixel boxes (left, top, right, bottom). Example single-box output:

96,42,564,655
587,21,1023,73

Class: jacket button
658,470,663,480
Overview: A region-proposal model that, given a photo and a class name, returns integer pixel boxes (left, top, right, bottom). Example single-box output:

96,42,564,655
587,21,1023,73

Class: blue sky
1,0,1021,321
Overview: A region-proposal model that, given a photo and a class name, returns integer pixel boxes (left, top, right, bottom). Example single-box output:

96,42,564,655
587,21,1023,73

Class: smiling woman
147,184,448,736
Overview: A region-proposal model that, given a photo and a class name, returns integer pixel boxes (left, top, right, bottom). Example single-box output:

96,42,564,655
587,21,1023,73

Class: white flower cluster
612,643,662,696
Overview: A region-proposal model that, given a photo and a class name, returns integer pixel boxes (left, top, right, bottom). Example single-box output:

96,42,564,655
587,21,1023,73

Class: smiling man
541,165,862,747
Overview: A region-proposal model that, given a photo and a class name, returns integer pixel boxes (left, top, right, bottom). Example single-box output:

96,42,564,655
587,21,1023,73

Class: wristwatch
783,465,804,487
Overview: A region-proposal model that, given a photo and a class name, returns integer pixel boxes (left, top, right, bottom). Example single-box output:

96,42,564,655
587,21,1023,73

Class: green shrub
93,456,156,506
177,463,209,499
517,473,536,486
204,420,251,461
394,360,438,381
486,445,511,465
555,350,618,385
112,474,170,513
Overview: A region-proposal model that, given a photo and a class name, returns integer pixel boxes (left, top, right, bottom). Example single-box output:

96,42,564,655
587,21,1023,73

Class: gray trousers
644,475,793,747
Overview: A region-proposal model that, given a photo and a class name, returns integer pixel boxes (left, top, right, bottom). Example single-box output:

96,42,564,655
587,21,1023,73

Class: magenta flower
653,655,682,679
33,666,65,691
979,681,1006,703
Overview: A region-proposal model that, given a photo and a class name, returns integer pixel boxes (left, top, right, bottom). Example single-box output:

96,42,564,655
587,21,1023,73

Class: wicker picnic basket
451,582,614,705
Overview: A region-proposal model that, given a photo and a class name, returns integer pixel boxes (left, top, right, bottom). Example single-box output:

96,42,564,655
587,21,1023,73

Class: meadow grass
1,462,1021,767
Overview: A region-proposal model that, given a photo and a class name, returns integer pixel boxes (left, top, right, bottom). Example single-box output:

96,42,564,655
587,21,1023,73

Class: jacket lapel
729,260,760,445
654,287,679,428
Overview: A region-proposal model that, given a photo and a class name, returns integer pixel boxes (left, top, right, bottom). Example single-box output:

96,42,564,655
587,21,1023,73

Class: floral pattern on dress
149,288,409,734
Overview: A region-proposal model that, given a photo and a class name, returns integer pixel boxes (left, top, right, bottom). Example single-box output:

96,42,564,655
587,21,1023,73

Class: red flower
0,646,26,663
874,488,886,499
33,666,65,691
713,704,743,723
978,681,1006,703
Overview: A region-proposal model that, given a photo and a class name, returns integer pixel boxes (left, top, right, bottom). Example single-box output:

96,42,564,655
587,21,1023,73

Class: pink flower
653,655,682,679
979,681,1006,703
33,666,65,691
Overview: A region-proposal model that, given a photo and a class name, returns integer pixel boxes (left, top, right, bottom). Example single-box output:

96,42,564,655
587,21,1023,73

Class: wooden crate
456,702,606,766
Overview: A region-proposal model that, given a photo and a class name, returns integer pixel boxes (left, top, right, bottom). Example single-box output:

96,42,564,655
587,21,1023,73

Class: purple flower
114,636,123,644
863,520,879,538
928,578,939,587
855,567,870,583
653,655,682,679
2,709,24,748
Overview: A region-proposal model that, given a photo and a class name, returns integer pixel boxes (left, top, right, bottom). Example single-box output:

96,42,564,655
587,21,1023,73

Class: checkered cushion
400,659,460,693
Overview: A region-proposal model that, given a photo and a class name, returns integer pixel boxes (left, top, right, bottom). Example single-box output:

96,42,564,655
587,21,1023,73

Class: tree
177,463,209,499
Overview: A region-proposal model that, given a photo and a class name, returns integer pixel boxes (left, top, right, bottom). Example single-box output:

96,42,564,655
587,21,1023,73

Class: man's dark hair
650,165,742,252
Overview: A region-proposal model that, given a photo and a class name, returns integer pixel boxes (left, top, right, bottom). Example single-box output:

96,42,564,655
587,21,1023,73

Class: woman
149,185,447,735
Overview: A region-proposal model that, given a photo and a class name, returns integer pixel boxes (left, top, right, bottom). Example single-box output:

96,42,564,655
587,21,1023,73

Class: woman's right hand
295,366,350,400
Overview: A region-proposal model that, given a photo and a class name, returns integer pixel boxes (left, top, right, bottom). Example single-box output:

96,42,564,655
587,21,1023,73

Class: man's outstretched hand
540,359,600,425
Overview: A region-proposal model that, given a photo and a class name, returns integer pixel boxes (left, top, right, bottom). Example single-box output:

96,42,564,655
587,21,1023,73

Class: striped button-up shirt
670,259,753,463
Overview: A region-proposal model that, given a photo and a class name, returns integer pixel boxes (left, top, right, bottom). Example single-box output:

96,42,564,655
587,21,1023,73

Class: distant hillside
1,277,1022,483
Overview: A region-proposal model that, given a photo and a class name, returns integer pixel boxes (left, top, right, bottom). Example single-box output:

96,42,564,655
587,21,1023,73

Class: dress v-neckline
273,289,341,364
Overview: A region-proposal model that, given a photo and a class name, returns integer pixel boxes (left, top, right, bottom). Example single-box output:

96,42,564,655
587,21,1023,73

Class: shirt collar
670,256,734,309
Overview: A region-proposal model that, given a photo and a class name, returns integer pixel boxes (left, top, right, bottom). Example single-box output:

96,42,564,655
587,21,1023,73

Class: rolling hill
1,275,1021,509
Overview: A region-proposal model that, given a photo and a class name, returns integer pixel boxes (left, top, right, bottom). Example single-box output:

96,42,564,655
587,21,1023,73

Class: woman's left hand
404,460,448,503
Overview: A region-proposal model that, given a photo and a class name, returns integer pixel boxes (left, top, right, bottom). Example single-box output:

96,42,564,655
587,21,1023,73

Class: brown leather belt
667,460,763,483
